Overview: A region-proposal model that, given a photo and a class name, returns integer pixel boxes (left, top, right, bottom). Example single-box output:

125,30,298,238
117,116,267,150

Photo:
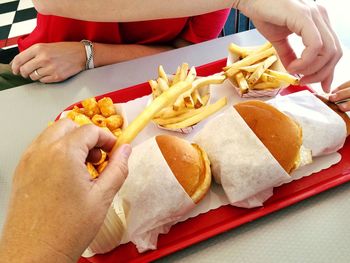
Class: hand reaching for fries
225,42,299,96
150,63,227,130
329,80,350,112
234,0,342,92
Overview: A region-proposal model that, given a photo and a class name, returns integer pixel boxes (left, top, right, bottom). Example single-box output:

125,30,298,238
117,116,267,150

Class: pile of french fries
149,63,227,130
224,42,300,95
66,96,124,179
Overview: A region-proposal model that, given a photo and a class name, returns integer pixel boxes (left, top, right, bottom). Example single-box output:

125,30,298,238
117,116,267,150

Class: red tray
66,59,350,263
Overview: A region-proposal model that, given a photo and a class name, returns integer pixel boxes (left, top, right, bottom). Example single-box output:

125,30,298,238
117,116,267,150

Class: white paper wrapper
226,48,289,98
117,137,195,252
268,90,347,156
193,107,290,208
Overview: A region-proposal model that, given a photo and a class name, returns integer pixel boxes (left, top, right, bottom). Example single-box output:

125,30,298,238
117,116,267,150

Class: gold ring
34,69,42,78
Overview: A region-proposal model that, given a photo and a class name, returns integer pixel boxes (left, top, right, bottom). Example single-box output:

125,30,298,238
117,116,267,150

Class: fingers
329,87,350,102
271,38,297,69
29,67,48,81
37,118,78,144
337,102,350,112
11,47,37,75
96,144,132,195
66,124,116,154
287,17,323,73
332,80,350,93
288,4,341,92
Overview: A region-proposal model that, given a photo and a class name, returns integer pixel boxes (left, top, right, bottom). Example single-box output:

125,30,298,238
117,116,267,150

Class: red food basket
59,59,350,263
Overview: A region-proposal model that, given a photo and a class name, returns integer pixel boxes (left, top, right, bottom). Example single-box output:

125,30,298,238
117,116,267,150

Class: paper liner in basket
149,81,210,134
193,107,290,208
226,49,289,98
268,91,347,157
116,137,195,252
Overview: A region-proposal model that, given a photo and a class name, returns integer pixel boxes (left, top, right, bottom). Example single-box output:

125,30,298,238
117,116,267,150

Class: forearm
93,43,174,67
32,0,237,22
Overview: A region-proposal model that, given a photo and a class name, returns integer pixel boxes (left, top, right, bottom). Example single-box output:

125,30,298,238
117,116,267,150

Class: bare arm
32,0,235,22
94,43,174,67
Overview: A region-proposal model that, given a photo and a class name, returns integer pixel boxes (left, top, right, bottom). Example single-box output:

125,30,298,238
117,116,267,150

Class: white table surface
1,27,350,263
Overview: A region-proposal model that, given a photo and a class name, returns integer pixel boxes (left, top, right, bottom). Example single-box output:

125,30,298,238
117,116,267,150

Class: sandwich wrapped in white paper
268,90,347,156
194,107,291,208
116,137,195,252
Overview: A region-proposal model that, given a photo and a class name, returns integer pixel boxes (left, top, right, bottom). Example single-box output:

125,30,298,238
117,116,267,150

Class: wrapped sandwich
116,135,211,252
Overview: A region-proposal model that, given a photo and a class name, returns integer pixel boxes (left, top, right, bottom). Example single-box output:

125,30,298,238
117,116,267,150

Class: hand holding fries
225,42,300,97
150,63,226,132
65,96,125,179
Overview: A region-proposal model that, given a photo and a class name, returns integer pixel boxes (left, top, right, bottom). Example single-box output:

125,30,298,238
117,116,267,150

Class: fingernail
329,94,337,101
120,144,132,159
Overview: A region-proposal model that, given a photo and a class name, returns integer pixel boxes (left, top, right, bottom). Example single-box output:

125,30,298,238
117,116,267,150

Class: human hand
0,119,131,263
235,0,342,92
329,80,350,112
11,42,86,83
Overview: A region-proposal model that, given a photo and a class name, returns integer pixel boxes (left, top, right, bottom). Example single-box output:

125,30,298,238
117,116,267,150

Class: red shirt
18,10,230,51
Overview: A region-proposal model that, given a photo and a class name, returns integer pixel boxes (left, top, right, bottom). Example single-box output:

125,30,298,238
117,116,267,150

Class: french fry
201,94,210,106
157,77,169,92
248,42,272,57
112,81,192,151
239,61,264,73
228,42,250,58
183,95,195,108
247,55,277,86
154,105,191,119
252,81,281,90
163,97,227,129
149,79,161,98
235,72,249,94
172,66,181,84
158,65,169,84
192,89,204,108
225,47,276,77
179,63,189,81
265,69,300,85
153,106,207,125
260,73,279,83
185,66,197,83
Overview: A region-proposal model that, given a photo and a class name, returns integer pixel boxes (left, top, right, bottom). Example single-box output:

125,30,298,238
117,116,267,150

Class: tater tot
106,114,123,131
67,110,79,121
97,161,108,174
98,97,116,117
87,162,99,179
74,113,92,126
112,128,122,138
92,150,107,166
92,114,107,127
82,97,100,117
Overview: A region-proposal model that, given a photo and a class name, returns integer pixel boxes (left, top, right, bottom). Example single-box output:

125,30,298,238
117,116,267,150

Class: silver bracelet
81,40,94,70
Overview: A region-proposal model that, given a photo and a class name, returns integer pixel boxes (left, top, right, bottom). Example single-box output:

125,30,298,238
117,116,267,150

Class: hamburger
234,100,312,174
155,135,211,203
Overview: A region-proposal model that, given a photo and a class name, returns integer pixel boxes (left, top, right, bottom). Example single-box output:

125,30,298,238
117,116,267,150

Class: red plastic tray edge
56,58,350,263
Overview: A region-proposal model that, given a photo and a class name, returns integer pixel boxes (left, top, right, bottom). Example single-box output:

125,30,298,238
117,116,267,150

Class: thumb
96,144,132,196
271,38,297,71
